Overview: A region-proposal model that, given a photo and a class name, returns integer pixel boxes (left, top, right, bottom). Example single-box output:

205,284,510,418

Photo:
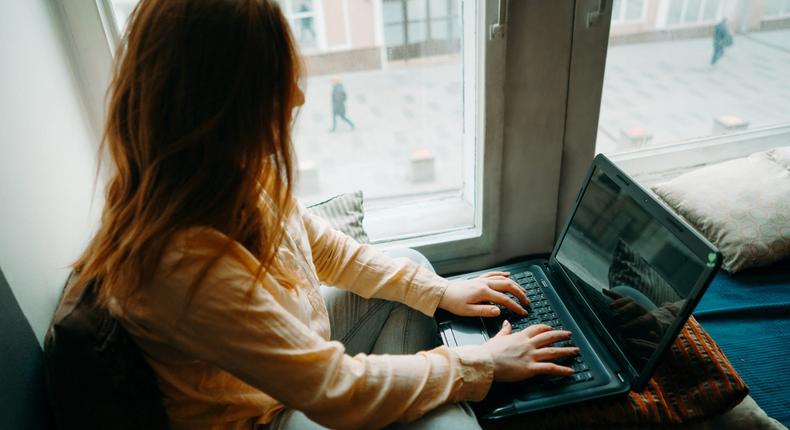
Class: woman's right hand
482,322,579,382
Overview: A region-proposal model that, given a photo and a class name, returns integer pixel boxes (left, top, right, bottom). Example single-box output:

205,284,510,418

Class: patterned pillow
487,316,748,428
306,191,370,243
653,147,790,273
609,240,682,306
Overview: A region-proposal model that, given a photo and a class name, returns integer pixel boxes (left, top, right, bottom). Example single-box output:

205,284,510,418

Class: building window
103,0,485,247
611,0,647,24
665,0,721,26
278,0,324,52
382,0,462,60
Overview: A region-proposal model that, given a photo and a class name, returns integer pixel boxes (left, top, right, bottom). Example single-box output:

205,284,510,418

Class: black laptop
438,154,721,420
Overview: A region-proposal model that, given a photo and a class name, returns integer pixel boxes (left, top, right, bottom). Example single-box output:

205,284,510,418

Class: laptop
437,154,721,420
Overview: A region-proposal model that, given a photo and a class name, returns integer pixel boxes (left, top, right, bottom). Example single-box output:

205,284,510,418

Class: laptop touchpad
449,319,489,346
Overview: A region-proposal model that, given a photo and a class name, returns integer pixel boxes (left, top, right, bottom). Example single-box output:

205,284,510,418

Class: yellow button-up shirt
110,204,494,429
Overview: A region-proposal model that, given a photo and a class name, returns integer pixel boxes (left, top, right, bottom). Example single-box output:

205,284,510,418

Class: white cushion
653,148,790,273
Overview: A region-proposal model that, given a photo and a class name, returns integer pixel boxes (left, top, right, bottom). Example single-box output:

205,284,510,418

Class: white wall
0,0,100,344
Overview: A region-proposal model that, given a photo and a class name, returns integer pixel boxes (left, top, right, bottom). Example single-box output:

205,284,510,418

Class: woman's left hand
438,272,530,317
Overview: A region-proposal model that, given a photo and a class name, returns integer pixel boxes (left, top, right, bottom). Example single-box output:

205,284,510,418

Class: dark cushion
44,274,169,429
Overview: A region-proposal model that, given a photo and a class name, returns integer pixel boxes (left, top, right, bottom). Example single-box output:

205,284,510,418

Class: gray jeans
265,248,482,430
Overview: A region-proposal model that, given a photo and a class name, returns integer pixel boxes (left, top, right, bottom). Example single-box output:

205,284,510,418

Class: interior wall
0,0,100,344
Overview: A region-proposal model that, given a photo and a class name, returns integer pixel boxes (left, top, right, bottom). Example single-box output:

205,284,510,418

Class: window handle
587,0,609,28
490,0,508,40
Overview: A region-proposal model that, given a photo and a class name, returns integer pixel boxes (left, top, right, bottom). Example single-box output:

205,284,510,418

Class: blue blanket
693,259,790,427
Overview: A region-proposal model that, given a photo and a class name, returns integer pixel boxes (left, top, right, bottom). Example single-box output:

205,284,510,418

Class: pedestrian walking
711,18,733,65
330,77,354,132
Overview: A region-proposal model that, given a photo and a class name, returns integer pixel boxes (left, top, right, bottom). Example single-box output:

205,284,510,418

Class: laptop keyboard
497,271,594,385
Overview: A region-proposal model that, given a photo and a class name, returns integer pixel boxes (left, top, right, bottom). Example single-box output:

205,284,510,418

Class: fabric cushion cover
653,147,790,273
306,190,370,243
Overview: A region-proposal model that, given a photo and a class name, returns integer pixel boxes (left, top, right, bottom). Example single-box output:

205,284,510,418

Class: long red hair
73,0,302,303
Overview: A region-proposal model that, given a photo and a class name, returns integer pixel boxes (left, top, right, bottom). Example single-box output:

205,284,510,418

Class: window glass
684,0,701,23
625,0,644,21
107,0,474,241
667,0,683,25
597,0,790,156
612,0,623,22
702,0,720,21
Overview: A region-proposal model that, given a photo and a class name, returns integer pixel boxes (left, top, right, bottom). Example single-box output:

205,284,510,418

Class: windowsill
364,195,477,248
607,124,790,186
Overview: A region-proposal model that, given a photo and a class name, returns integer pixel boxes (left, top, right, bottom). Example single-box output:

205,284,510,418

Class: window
665,0,721,27
94,0,502,257
611,0,647,24
595,0,790,183
279,0,325,52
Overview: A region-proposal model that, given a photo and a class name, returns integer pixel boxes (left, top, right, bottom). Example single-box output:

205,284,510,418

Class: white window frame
52,0,508,270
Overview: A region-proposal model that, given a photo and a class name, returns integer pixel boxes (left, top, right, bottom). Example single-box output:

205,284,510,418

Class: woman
72,1,579,428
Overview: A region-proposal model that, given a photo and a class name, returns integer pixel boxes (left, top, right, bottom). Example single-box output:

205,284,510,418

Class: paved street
292,58,463,204
292,29,790,203
598,29,790,152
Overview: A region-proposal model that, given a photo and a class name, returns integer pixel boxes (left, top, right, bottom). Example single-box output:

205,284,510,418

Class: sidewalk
598,29,790,152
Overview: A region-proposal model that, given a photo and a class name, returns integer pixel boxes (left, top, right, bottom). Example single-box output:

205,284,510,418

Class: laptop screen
554,166,709,376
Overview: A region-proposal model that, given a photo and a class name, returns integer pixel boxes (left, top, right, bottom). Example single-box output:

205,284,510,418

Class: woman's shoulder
162,226,261,275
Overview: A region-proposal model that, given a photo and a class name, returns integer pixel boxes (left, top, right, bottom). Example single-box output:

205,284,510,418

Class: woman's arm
136,241,493,429
301,207,450,316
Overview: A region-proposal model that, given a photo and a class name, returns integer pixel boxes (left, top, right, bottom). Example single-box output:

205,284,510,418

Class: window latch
587,0,609,28
489,0,508,40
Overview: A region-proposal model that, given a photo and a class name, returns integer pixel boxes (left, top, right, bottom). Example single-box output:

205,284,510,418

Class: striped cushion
490,316,748,428
306,191,370,244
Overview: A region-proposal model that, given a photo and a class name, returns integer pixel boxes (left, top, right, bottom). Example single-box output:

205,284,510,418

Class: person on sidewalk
711,18,733,65
331,77,355,132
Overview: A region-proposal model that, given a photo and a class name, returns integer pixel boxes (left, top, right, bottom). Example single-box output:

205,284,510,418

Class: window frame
53,0,508,269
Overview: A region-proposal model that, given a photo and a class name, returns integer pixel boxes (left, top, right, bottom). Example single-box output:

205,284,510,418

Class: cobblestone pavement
293,29,790,203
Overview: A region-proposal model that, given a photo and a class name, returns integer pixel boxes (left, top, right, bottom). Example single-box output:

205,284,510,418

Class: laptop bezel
547,154,721,390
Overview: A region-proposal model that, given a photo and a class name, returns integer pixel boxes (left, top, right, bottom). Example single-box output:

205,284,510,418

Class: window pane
408,21,428,43
598,6,790,156
667,0,683,25
383,1,404,24
430,0,449,19
407,0,428,21
612,0,623,22
684,0,701,23
431,19,449,40
104,0,474,242
384,23,405,47
702,0,719,21
625,0,643,21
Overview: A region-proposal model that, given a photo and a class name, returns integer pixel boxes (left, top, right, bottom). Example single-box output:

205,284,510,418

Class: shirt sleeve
301,208,450,316
140,242,493,429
